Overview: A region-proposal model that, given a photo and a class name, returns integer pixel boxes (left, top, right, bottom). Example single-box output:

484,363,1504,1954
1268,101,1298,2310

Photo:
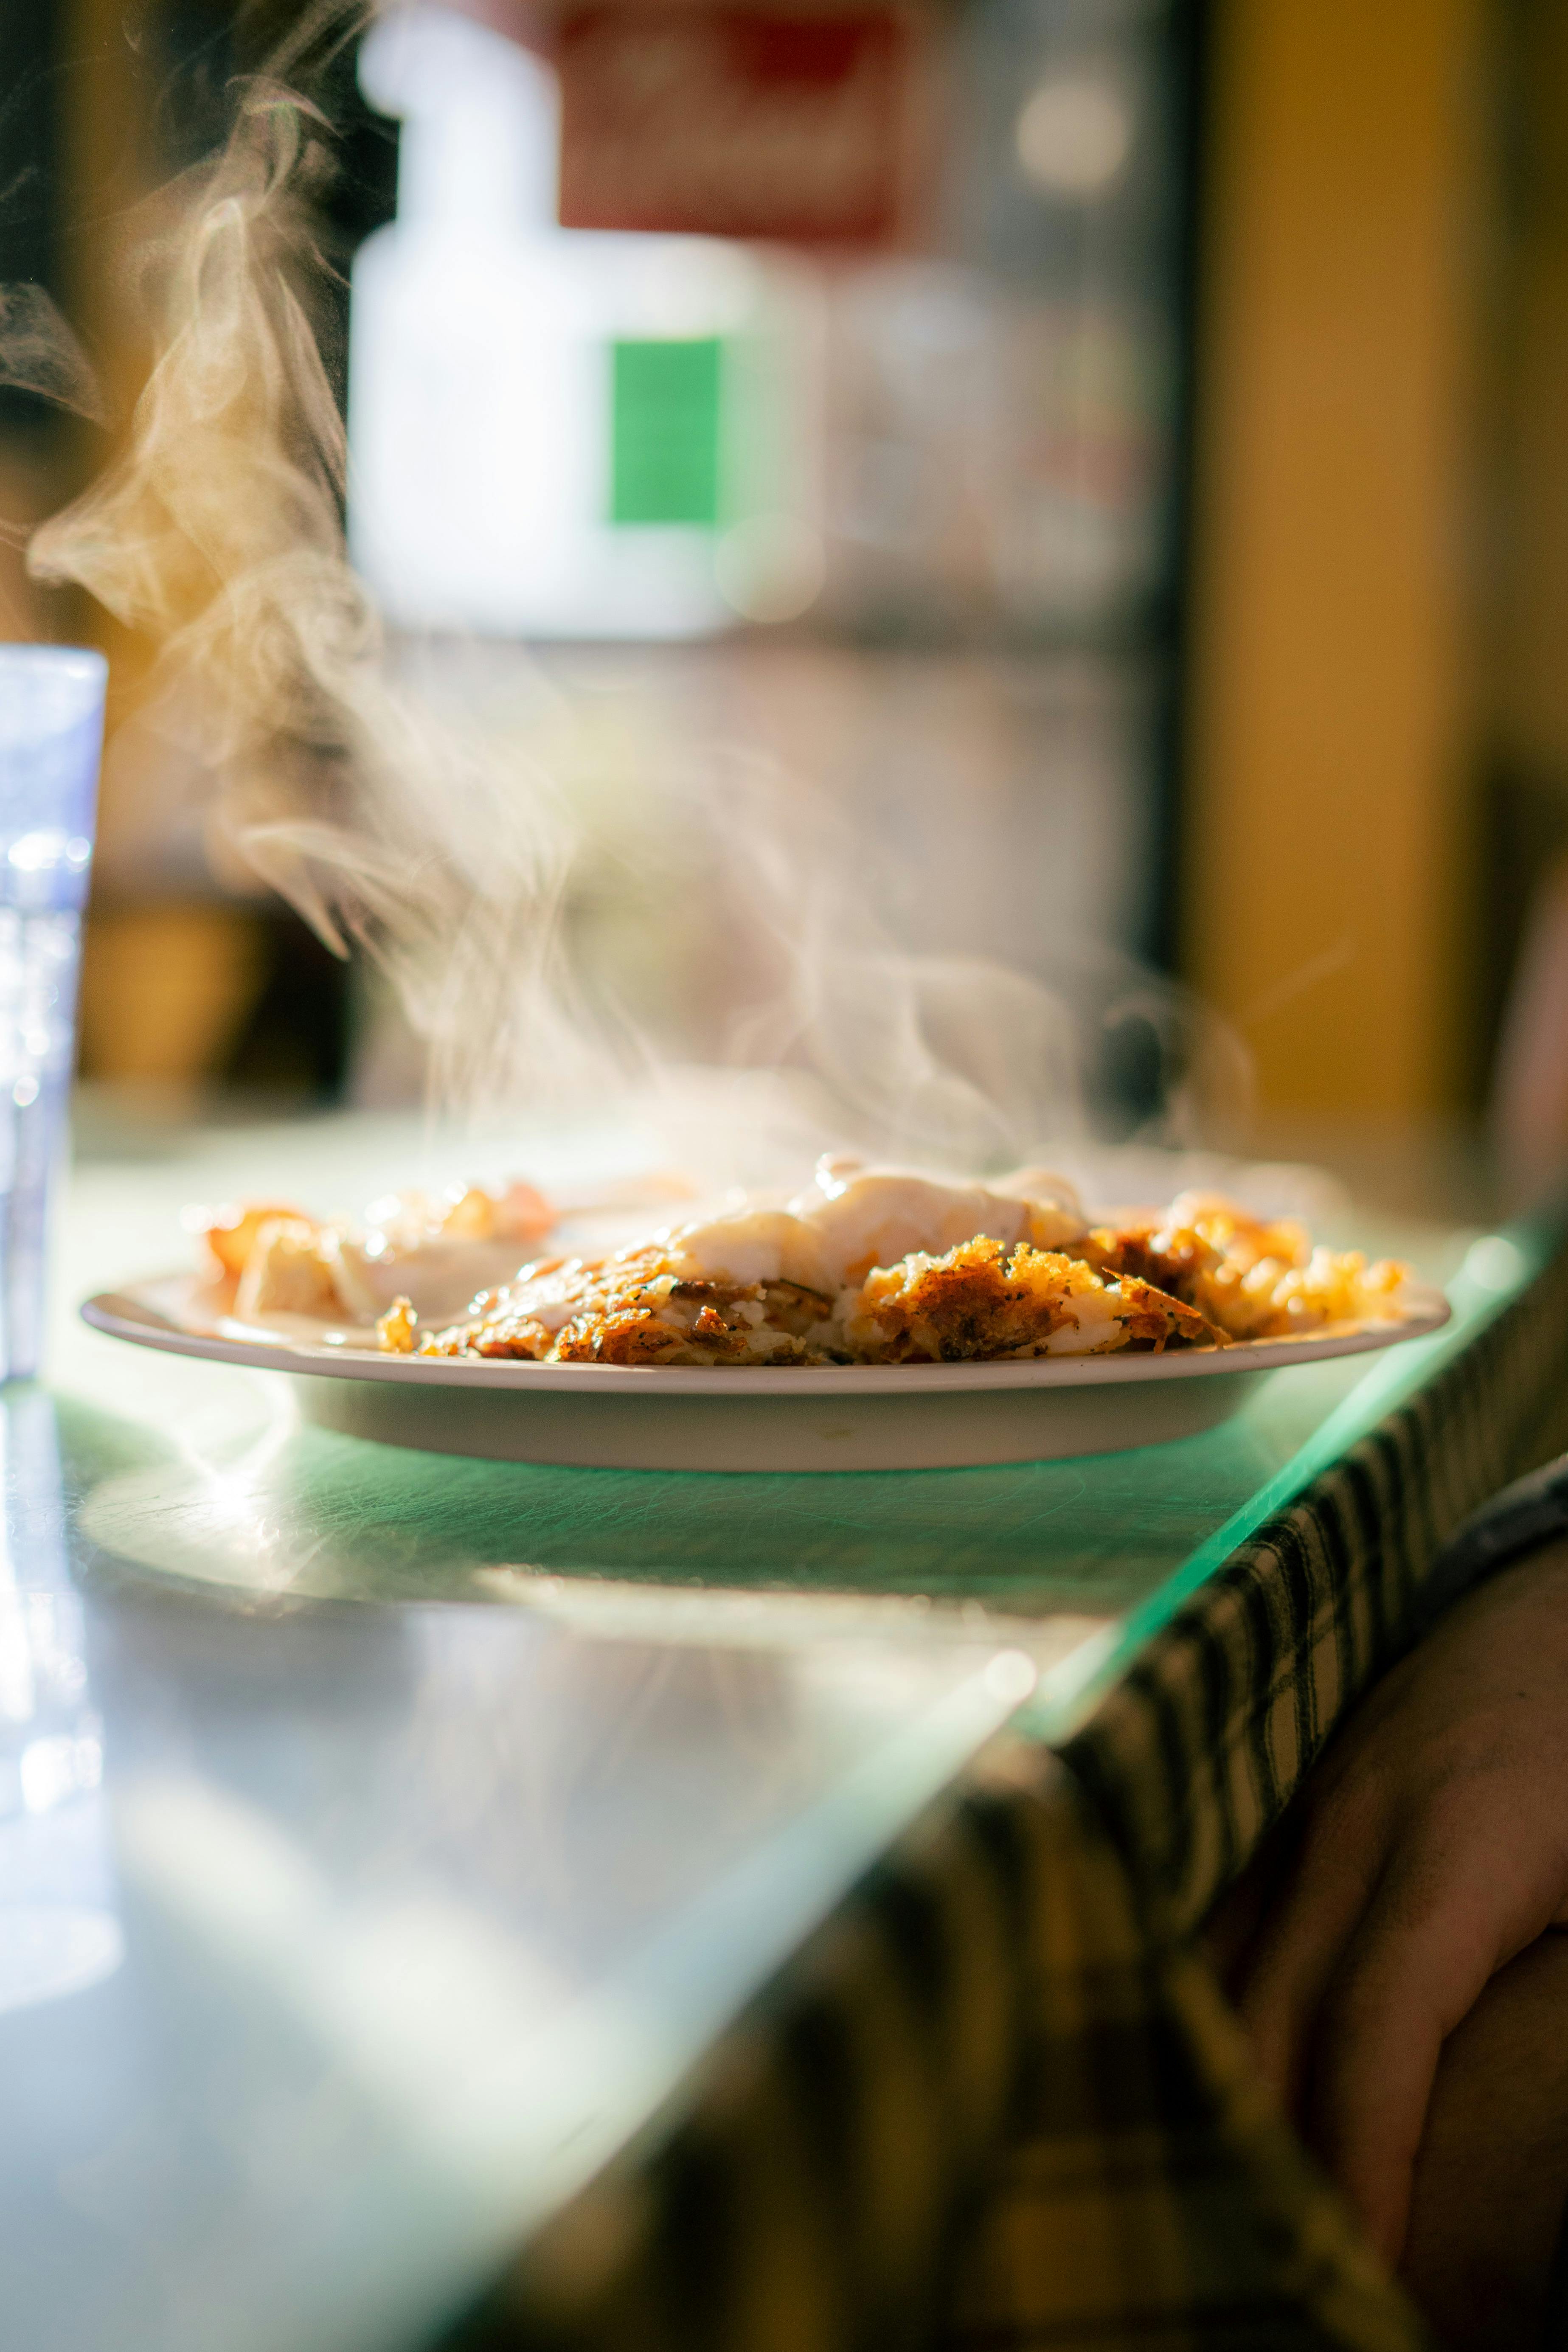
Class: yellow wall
1185,0,1487,1116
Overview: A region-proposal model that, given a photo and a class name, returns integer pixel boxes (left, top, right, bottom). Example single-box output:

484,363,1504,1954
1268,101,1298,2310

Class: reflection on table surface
3,1377,1032,2352
1,1112,1537,2352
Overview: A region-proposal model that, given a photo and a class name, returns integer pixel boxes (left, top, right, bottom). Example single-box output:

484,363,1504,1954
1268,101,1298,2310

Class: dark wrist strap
1415,1451,1568,1634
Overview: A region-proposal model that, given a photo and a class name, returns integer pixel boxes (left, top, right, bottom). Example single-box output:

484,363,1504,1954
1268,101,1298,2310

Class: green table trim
1023,1222,1549,1746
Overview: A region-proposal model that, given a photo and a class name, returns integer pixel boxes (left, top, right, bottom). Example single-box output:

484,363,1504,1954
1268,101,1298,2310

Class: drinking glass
0,647,107,1381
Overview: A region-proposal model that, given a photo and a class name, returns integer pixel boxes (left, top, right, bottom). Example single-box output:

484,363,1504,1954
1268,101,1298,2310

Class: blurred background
2,0,1565,1209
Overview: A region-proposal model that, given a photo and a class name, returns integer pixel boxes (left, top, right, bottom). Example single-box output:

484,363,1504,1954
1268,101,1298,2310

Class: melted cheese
326,1183,554,1323
665,1206,830,1292
331,1232,542,1324
662,1159,1087,1295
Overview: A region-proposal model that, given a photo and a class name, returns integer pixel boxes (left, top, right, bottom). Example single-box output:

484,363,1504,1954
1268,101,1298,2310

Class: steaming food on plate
346,1158,1411,1368
190,1160,1411,1366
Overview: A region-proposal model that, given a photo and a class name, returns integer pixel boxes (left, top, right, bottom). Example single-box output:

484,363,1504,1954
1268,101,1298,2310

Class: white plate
80,1273,1452,1472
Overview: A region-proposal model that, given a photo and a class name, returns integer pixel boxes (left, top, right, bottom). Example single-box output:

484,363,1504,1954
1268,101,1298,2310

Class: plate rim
79,1273,1454,1397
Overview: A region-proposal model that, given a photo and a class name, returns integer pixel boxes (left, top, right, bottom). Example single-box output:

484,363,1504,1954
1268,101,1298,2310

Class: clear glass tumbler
0,647,107,1381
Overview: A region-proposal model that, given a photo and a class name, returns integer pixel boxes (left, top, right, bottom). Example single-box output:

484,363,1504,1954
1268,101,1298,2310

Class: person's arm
1220,1503,1568,2264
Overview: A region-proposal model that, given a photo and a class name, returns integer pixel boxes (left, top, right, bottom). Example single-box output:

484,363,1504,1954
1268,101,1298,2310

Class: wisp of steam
12,14,1250,1186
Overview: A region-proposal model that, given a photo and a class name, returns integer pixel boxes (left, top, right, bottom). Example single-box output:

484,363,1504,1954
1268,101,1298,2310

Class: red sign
556,8,916,244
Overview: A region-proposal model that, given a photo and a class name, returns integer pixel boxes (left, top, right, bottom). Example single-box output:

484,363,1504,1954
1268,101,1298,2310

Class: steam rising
0,285,104,426
13,31,1247,1177
28,79,602,1120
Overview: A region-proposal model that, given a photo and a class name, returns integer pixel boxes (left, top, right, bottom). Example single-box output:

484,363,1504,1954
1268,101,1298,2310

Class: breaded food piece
377,1294,418,1353
1081,1193,1408,1343
438,1181,553,1244
841,1238,1223,1363
414,1247,842,1367
555,1275,837,1366
194,1179,557,1328
234,1217,340,1320
191,1200,314,1285
413,1236,1221,1366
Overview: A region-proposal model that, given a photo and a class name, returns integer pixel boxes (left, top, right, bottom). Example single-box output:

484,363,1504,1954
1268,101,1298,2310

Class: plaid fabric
441,1244,1568,2352
451,1759,1417,2352
1062,1238,1568,1943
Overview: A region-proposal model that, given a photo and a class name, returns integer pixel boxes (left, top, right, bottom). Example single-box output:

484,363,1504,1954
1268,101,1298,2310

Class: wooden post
1183,0,1488,1119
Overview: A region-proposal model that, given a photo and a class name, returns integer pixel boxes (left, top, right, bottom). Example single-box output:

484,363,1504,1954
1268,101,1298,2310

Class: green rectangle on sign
610,338,722,526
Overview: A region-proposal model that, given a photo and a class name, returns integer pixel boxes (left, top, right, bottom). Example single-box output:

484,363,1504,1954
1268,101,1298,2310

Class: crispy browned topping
376,1295,418,1354
379,1194,1408,1369
843,1238,1224,1363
